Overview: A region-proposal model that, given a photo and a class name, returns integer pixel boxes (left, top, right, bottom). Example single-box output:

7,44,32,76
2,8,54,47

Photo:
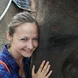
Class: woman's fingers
32,65,35,76
32,61,52,78
42,61,49,73
39,61,52,78
38,60,45,72
44,64,51,75
46,70,52,78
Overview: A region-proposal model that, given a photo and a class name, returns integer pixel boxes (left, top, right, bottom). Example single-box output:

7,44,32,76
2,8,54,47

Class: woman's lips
22,49,33,54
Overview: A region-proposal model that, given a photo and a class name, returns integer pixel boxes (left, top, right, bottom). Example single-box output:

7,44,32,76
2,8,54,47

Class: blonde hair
7,12,38,36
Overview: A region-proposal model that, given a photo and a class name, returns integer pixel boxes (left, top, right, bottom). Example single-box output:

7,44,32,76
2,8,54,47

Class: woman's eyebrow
19,36,28,39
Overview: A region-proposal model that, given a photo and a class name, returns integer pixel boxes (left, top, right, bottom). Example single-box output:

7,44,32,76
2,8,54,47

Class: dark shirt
0,44,31,78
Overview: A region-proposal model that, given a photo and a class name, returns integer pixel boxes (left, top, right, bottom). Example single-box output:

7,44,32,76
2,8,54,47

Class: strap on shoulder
0,60,10,72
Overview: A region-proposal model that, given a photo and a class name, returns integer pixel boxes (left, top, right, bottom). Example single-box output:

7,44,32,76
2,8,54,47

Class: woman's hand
32,60,52,78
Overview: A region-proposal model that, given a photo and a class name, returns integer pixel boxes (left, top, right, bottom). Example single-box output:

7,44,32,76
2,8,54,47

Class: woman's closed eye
20,38,28,41
33,37,39,41
20,37,39,42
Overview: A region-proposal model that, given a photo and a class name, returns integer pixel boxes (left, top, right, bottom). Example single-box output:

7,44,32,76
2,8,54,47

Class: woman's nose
27,41,34,50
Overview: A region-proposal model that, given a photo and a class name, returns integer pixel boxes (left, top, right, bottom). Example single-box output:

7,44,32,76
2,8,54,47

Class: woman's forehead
13,23,38,37
16,22,37,30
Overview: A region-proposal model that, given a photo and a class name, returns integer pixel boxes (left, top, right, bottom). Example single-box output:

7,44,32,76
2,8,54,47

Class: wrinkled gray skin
34,0,78,78
0,0,78,78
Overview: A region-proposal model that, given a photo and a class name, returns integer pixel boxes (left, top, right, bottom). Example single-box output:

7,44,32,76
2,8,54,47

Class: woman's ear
7,32,12,41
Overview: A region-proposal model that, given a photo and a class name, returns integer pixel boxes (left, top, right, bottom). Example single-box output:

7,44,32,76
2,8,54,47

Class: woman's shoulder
0,63,11,78
0,51,6,60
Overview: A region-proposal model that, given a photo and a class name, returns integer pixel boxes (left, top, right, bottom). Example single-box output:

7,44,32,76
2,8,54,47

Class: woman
0,12,52,78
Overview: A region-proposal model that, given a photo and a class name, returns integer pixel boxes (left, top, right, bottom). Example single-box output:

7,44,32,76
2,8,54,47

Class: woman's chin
23,53,32,58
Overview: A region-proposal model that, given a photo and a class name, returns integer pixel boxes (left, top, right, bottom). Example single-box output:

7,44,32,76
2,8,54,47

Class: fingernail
47,61,49,64
43,60,45,62
33,65,35,68
50,70,52,74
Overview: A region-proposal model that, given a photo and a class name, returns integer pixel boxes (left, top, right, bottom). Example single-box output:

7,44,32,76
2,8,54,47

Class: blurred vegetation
0,41,5,50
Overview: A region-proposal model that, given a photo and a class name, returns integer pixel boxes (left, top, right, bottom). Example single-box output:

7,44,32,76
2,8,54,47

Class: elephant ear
0,0,12,21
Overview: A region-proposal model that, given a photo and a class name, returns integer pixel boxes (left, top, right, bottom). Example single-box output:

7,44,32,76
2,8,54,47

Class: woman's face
7,23,38,57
